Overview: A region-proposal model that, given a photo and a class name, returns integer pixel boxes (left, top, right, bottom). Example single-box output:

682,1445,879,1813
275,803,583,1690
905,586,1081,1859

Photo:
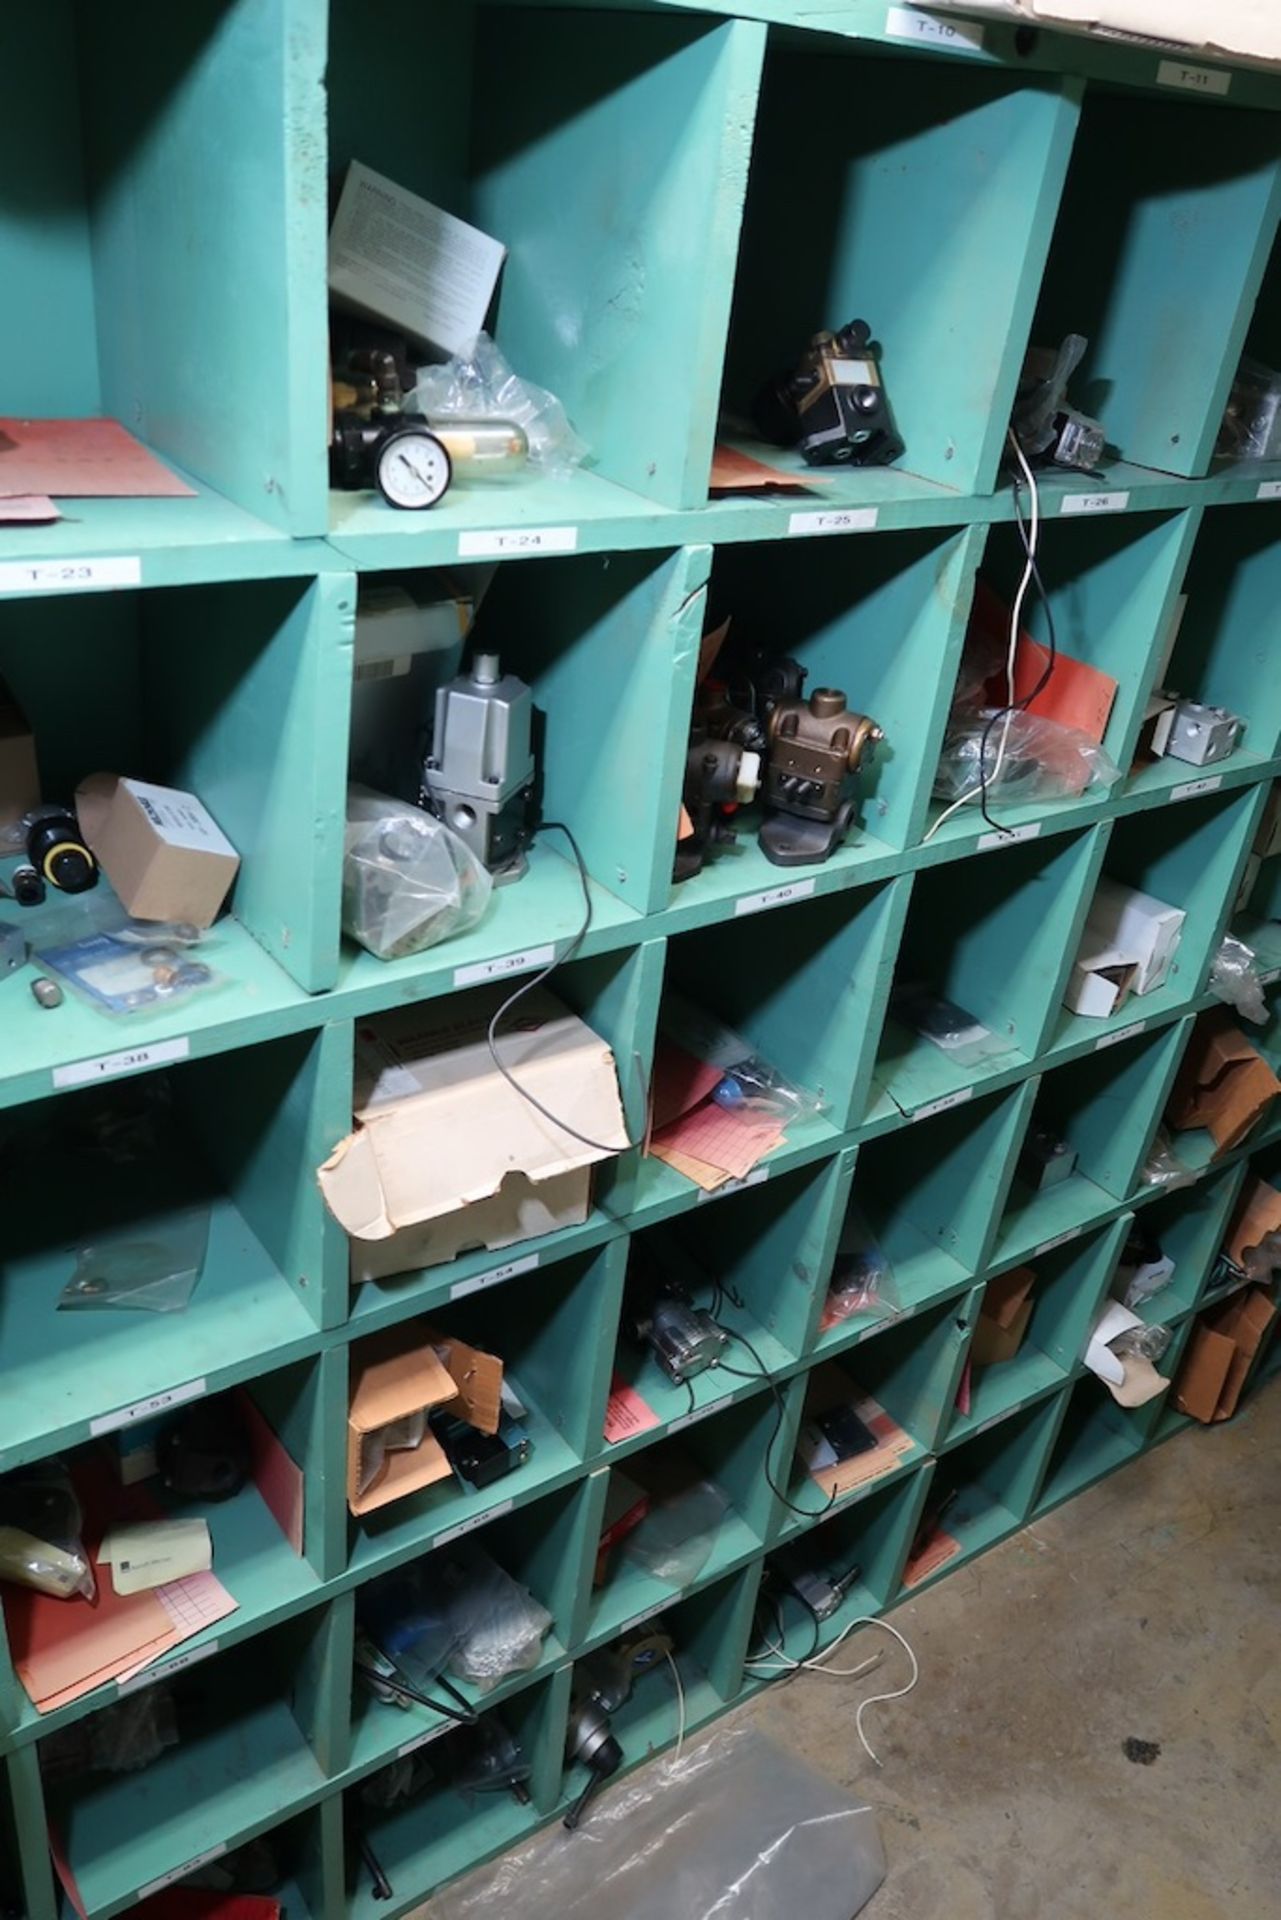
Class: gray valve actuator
423,653,536,882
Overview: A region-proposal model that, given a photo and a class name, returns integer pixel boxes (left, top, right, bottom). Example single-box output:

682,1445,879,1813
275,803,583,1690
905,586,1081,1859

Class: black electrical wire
973,472,1060,834
353,1660,478,1726
715,1324,834,1521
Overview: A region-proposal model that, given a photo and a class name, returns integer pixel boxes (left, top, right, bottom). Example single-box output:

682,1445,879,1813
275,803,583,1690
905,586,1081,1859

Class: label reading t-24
788,508,878,538
884,6,984,49
53,1035,191,1091
457,527,578,559
0,556,141,594
1061,491,1130,516
735,877,816,917
454,944,555,989
90,1378,206,1438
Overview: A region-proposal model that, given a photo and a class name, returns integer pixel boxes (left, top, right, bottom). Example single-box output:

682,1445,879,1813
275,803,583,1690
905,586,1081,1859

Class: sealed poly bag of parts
431,1724,886,1920
414,332,589,479
620,1479,728,1588
934,710,1119,807
343,786,492,960
0,1462,94,1599
59,1203,210,1313
1210,932,1269,1026
446,1549,552,1692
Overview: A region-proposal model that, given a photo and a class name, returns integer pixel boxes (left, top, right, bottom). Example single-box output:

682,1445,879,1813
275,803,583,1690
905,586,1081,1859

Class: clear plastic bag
823,1210,898,1327
429,1723,886,1920
891,985,1015,1070
343,786,492,961
933,709,1120,807
1141,1126,1197,1190
620,1479,728,1588
0,1462,94,1599
1210,932,1268,1026
1012,332,1088,459
1112,1323,1172,1364
661,991,826,1122
58,1203,210,1313
33,902,219,1015
358,1562,465,1694
1216,355,1281,463
413,332,589,479
446,1549,553,1693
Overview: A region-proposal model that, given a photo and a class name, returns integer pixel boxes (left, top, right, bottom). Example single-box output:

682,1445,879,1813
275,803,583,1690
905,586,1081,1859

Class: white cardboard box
319,986,630,1282
1085,878,1185,995
1064,949,1139,1018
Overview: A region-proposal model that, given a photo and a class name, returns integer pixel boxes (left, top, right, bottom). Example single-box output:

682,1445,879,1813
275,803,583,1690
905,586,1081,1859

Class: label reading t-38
54,1036,191,1090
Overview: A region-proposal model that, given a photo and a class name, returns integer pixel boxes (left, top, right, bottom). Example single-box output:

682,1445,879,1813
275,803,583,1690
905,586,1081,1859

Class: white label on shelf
668,1394,732,1435
0,556,142,595
1170,774,1223,802
1061,491,1130,516
398,1725,449,1759
1256,481,1281,501
735,878,817,917
787,507,878,538
138,1845,228,1901
975,1411,1008,1436
912,1086,974,1123
696,1167,769,1203
1034,1229,1078,1258
617,1599,669,1638
454,944,556,988
54,1036,190,1090
433,1497,514,1550
1260,966,1281,985
450,1253,540,1300
1095,1020,1146,1052
118,1640,219,1697
884,5,985,48
91,1378,206,1438
977,821,1042,853
457,527,578,558
1156,58,1231,96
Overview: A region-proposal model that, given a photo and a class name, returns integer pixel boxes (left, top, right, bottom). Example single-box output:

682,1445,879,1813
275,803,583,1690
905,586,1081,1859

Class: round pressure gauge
375,426,452,510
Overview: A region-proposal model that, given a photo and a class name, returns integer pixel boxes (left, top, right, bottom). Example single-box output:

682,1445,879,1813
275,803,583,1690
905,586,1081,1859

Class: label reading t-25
788,508,878,538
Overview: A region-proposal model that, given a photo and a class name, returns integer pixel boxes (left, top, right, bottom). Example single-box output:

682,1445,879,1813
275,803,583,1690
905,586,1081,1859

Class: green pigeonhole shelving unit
3,3,1281,1916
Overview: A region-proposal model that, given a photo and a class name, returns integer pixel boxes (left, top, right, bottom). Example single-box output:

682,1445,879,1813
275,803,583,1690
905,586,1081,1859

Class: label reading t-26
1061,492,1130,516
53,1035,190,1091
788,508,878,538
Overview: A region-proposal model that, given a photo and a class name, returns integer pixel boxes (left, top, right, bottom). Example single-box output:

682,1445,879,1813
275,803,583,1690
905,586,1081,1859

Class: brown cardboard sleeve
982,1266,1037,1331
1225,1177,1281,1268
1166,1013,1281,1157
972,1296,1034,1368
1173,1326,1237,1423
1174,1288,1277,1423
345,1322,503,1515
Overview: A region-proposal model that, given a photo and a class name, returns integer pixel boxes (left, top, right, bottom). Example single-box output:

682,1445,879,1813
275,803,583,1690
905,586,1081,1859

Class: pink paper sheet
0,417,195,498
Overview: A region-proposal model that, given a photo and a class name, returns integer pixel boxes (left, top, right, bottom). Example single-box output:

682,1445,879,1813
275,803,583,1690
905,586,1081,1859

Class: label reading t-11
433,1497,514,1550
977,821,1041,853
457,527,578,558
451,1253,540,1300
1061,491,1130,516
884,5,984,48
788,508,878,538
735,878,817,917
1170,775,1223,802
138,1845,228,1901
0,556,142,594
1096,1020,1146,1052
454,944,555,988
1156,58,1231,96
54,1035,191,1091
913,1087,973,1122
91,1378,206,1438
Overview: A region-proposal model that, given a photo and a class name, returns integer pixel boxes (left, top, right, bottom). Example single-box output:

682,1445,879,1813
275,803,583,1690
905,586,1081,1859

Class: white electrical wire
745,1614,920,1767
665,1649,687,1762
921,431,1042,845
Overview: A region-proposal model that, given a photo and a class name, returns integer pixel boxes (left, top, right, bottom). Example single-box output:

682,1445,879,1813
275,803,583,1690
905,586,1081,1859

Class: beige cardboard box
76,772,240,927
1167,1013,1281,1157
347,1320,503,1515
0,680,39,834
320,985,630,1283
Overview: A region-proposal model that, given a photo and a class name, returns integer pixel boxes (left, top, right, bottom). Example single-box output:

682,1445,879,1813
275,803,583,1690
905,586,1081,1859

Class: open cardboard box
1174,1287,1277,1423
1167,1013,1281,1158
972,1266,1037,1367
319,985,630,1283
347,1320,503,1515
76,772,240,928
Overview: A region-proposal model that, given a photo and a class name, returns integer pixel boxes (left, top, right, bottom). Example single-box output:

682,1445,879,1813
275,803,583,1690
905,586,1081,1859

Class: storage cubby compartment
943,1225,1118,1449
1051,787,1260,1050
1035,1375,1145,1516
347,1249,619,1579
1148,503,1281,787
779,1296,968,1537
0,577,348,1005
345,1676,563,1920
896,1394,1061,1598
586,1402,772,1651
994,1023,1187,1265
339,551,703,993
0,2,324,552
1126,1169,1247,1329
1030,90,1281,479
38,1612,336,1919
326,1,759,525
877,830,1101,1114
348,1482,589,1777
675,530,980,899
0,1037,334,1470
720,40,1076,494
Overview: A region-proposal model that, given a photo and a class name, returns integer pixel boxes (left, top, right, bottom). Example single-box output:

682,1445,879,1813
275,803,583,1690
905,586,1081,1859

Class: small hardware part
435,1410,532,1489
1011,335,1106,472
330,348,452,510
357,1829,393,1901
6,865,45,906
771,1543,863,1622
624,1273,729,1385
451,1716,532,1805
158,1399,251,1502
1162,700,1244,768
0,922,25,975
26,809,98,894
675,729,762,883
754,320,902,468
31,976,62,1009
423,653,537,882
1017,1122,1077,1192
563,1623,673,1830
563,1693,623,1831
759,686,883,867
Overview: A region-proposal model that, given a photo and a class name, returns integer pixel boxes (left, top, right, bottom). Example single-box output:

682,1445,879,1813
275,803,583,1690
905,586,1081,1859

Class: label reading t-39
1156,59,1231,96
54,1035,191,1091
1061,491,1130,516
788,508,878,537
457,527,578,558
884,5,985,48
0,556,141,594
454,944,555,988
735,878,817,917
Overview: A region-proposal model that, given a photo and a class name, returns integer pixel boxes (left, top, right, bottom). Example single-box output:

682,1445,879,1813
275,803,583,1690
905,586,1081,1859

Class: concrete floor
738,1382,1281,1920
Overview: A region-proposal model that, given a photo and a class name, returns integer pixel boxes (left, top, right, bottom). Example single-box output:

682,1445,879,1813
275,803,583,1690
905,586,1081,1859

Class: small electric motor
423,653,536,882
760,686,883,867
754,320,902,468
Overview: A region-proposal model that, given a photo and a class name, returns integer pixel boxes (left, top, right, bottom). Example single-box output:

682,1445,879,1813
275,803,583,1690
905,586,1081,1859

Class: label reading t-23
1096,1020,1146,1053
1061,491,1130,516
90,1377,206,1438
451,1253,540,1300
433,1497,514,1550
0,555,142,594
137,1844,228,1902
457,526,578,559
788,507,878,538
735,877,817,917
454,943,555,989
884,5,984,48
912,1086,973,1123
1157,58,1231,97
53,1036,190,1091
1171,775,1223,802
